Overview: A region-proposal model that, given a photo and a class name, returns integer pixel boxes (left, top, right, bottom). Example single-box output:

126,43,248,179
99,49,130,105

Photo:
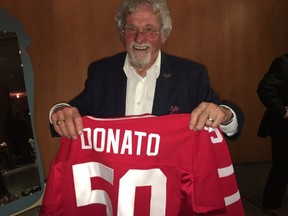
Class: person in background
257,54,288,216
49,0,242,140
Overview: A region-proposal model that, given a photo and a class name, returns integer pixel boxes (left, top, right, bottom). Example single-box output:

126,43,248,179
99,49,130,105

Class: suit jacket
257,54,288,137
51,52,243,136
70,52,221,115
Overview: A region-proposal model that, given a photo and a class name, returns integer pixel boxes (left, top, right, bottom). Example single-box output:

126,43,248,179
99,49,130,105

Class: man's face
123,4,166,70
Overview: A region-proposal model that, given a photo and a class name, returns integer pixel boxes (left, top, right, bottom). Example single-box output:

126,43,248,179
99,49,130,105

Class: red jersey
40,114,244,216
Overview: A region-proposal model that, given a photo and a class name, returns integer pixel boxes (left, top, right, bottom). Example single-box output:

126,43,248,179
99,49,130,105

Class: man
257,54,288,215
50,0,241,140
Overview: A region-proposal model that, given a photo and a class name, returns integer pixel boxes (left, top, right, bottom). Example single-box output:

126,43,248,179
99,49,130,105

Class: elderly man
49,0,241,140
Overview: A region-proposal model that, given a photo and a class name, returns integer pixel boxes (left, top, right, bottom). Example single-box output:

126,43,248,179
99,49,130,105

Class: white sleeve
219,105,238,137
49,103,70,124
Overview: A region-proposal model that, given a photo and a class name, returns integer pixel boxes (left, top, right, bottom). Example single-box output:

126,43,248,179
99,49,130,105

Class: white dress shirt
124,52,161,116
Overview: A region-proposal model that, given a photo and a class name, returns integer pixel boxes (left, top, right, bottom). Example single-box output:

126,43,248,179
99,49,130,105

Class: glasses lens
124,27,136,37
123,27,159,39
143,28,159,39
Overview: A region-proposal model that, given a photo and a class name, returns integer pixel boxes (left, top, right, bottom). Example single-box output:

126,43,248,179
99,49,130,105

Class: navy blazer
257,54,288,137
70,52,222,116
51,52,243,137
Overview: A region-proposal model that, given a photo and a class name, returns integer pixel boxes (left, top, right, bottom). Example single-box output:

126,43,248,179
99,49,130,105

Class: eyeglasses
122,26,160,39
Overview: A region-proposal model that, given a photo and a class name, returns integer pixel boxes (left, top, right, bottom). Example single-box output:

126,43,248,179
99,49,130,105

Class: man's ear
161,34,168,44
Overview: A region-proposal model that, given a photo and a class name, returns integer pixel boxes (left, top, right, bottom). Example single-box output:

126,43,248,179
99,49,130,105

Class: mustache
130,41,151,49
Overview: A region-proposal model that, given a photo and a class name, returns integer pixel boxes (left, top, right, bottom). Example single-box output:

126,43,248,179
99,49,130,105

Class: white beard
129,42,151,69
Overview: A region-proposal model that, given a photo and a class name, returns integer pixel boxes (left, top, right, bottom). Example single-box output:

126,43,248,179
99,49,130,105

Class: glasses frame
122,26,160,39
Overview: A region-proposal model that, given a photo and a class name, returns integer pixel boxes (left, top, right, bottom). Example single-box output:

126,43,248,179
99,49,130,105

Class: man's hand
189,102,233,130
51,106,83,139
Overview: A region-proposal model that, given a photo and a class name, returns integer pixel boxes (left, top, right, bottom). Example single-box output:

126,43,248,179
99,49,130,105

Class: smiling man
49,0,241,140
122,3,165,76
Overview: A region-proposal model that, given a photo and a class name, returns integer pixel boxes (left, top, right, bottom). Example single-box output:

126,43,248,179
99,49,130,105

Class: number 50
72,162,167,216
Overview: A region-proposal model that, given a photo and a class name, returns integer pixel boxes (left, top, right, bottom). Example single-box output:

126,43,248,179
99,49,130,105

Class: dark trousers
262,118,288,209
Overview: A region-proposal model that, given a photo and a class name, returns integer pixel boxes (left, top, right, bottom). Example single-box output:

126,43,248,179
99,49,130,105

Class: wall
1,0,288,177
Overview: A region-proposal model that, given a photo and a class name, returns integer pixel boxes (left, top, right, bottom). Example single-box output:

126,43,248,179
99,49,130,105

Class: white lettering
147,134,160,156
134,131,146,155
81,128,92,149
72,162,113,216
118,169,166,215
80,128,161,156
72,162,166,216
204,127,224,144
121,130,133,155
94,128,106,152
107,128,120,154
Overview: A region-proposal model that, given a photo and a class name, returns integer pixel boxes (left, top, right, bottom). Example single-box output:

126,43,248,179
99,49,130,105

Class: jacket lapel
152,53,174,115
115,71,127,116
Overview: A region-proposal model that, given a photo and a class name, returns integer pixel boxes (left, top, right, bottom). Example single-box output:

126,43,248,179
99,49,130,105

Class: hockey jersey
40,114,245,216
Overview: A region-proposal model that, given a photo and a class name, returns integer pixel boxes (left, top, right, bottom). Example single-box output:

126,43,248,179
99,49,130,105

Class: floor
235,162,288,216
5,161,288,215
